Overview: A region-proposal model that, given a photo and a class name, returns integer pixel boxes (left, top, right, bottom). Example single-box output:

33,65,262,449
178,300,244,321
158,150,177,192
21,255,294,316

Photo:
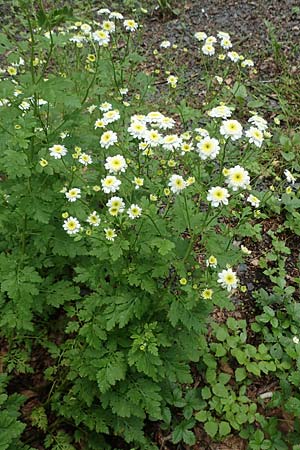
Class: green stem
143,213,163,236
218,137,230,183
183,191,191,230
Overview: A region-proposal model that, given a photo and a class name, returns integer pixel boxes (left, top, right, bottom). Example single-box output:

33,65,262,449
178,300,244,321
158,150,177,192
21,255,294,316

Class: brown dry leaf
20,390,38,400
279,410,295,433
220,362,234,375
211,435,247,450
184,2,193,10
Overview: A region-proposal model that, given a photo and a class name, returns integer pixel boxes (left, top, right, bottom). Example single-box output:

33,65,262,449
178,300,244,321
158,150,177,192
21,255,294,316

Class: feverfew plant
0,2,298,449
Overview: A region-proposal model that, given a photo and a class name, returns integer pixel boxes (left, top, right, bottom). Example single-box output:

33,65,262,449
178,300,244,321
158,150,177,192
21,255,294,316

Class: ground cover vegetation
0,1,299,449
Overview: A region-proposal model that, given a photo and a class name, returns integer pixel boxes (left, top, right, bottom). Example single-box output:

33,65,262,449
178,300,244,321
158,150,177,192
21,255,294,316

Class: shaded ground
143,0,300,66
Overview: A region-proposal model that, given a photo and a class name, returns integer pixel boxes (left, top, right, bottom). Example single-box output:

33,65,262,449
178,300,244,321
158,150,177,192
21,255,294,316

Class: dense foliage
0,2,299,449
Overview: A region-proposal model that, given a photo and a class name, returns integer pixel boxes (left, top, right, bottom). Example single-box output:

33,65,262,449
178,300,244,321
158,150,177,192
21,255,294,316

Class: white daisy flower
158,116,175,130
69,34,87,44
127,204,142,219
103,109,120,124
146,111,164,123
162,134,182,151
119,88,128,95
220,119,243,141
248,115,268,131
207,186,230,207
102,20,115,33
227,51,240,62
245,127,264,147
105,154,127,173
99,102,112,112
167,75,178,87
97,8,111,15
205,36,217,45
65,188,81,202
106,196,125,212
206,255,218,268
38,99,48,106
100,130,118,149
247,194,260,208
80,23,91,34
94,118,106,129
79,153,92,166
101,175,121,193
87,211,101,226
194,31,207,41
87,104,97,114
220,38,232,49
109,12,124,19
0,98,10,106
63,216,81,235
49,144,68,159
133,177,144,189
217,31,230,40
284,169,297,185
59,131,69,140
123,19,138,32
104,228,117,241
160,40,171,48
196,136,220,160
181,142,194,154
241,59,254,67
208,105,232,119
241,245,252,255
202,43,215,56
195,127,209,137
225,165,250,191
128,121,147,139
19,101,30,111
131,114,147,123
168,174,187,194
145,129,163,147
217,268,239,291
93,30,110,45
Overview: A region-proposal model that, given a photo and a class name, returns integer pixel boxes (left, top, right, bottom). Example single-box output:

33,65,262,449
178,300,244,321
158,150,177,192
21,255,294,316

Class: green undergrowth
0,2,299,450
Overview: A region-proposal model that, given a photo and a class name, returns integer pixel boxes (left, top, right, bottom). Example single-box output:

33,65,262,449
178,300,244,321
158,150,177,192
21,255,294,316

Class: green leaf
2,150,31,178
247,99,264,108
235,367,247,382
215,326,228,341
204,420,218,438
232,82,248,99
219,421,231,436
247,362,261,376
182,429,196,445
214,343,226,357
201,386,211,400
96,352,127,393
150,238,175,256
212,383,228,398
0,33,13,55
172,426,184,444
46,281,80,307
286,397,300,415
195,410,208,422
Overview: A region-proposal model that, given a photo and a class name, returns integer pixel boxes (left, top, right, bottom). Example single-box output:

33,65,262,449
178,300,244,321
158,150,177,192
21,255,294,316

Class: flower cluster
194,30,254,67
